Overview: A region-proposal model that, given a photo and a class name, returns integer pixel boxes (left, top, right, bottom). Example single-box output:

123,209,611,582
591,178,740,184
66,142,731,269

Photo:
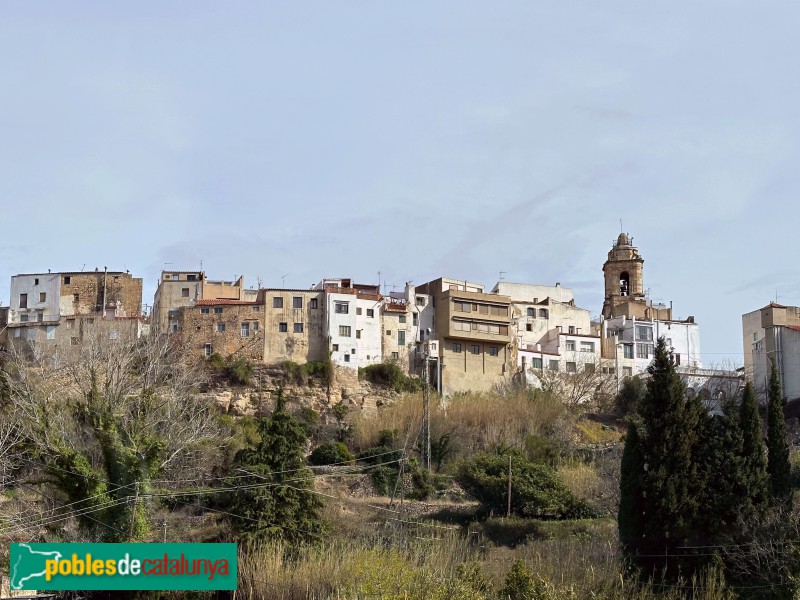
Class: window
356,307,363,316
580,342,595,353
293,297,303,309
187,274,197,281
635,326,653,341
566,362,577,373
527,308,535,317
201,307,209,314
20,314,28,322
391,352,399,360
344,354,350,363
273,297,284,308
753,332,757,341
34,278,39,285
294,323,304,333
367,308,375,318
19,294,27,308
398,314,405,323
453,320,471,332
398,330,406,345
241,323,250,337
538,308,548,319
356,329,361,339
204,344,213,357
351,348,356,354
73,294,79,302
66,319,75,329
623,344,634,359
253,322,259,331
526,323,532,332
214,307,223,314
86,318,94,325
636,343,653,359
172,274,179,281
416,296,425,306
310,298,318,309
488,346,499,356
71,336,79,345
452,343,462,353
339,325,351,337
490,305,507,316
454,301,471,312
335,302,349,314
412,313,418,326
566,340,576,352
532,357,543,369
470,344,480,355
217,323,226,333
584,363,596,374
568,326,575,334
181,288,189,297
675,354,681,366
64,276,71,284
385,330,392,336
549,360,559,371
279,322,288,332
623,366,633,377
251,305,259,313
36,311,43,323
39,292,46,302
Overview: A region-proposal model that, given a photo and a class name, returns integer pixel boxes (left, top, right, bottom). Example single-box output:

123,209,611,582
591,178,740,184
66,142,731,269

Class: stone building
5,269,144,348
263,288,327,364
152,271,256,333
175,297,265,362
416,277,514,395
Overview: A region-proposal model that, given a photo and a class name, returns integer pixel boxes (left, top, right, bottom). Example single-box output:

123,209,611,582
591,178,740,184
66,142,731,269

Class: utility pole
128,482,140,541
422,350,431,471
507,455,512,518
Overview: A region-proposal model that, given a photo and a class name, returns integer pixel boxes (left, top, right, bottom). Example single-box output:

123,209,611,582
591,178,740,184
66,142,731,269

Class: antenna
281,274,289,288
620,218,623,233
377,271,382,290
499,271,506,281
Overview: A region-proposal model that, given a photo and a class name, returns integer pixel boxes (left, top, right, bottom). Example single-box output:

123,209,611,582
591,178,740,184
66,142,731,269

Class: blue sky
1,1,798,363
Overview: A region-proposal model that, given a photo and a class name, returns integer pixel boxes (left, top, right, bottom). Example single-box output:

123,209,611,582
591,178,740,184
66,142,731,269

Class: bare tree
1,330,227,540
527,354,615,408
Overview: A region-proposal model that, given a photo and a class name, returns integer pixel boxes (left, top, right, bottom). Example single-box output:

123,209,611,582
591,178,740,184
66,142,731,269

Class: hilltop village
0,233,788,401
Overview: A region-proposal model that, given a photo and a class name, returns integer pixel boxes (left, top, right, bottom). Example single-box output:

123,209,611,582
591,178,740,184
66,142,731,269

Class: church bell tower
602,233,644,319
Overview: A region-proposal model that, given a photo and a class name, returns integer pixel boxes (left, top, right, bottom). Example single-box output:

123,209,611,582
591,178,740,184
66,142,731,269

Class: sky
1,1,798,364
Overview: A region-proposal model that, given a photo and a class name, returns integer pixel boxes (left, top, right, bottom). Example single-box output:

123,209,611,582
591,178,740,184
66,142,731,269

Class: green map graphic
10,543,62,590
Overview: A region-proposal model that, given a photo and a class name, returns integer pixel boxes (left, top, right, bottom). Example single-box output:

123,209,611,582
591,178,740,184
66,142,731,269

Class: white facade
355,295,382,367
600,315,702,376
9,274,61,324
492,281,574,304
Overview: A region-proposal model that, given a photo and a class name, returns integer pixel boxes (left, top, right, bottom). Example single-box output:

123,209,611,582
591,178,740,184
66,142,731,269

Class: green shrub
207,352,225,368
227,357,254,385
499,560,548,600
378,429,399,447
524,435,560,467
455,452,595,520
308,442,354,466
359,362,421,393
370,466,399,496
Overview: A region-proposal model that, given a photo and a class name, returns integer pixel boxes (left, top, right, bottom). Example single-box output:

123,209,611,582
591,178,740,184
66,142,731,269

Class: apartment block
416,277,513,395
742,303,800,402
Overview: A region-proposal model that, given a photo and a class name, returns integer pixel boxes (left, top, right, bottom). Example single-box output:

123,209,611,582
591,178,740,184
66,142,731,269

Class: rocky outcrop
200,363,402,419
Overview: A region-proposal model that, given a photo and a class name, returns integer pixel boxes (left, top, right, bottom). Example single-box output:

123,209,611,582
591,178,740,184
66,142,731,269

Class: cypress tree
766,358,791,505
618,422,645,560
739,381,769,512
622,337,706,578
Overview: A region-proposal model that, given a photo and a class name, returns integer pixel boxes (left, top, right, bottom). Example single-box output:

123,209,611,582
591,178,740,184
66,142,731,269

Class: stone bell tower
602,233,645,319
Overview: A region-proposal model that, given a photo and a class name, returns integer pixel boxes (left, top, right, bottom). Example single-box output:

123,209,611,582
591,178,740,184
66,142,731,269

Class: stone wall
177,302,265,362
59,271,142,318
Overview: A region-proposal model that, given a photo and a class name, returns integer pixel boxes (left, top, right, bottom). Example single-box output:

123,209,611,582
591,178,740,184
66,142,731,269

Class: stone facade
263,289,327,364
176,298,265,362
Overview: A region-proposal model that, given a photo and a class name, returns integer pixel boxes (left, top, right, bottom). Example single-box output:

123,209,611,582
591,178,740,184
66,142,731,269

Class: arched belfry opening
619,271,630,297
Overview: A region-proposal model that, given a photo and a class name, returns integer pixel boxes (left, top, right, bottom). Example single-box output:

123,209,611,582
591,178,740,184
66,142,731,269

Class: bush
357,445,403,466
227,357,254,385
455,452,595,520
359,362,421,393
308,442,354,466
499,560,548,600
